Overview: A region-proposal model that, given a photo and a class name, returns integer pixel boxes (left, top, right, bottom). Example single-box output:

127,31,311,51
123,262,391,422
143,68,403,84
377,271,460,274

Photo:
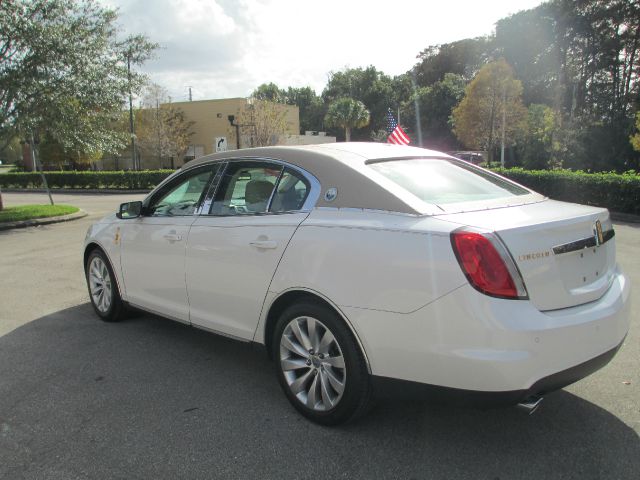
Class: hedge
0,170,173,190
1,167,639,215
492,168,640,216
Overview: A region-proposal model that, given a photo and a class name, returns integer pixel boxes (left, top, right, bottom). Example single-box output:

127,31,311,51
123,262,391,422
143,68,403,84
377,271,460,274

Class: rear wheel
273,301,372,425
86,249,125,322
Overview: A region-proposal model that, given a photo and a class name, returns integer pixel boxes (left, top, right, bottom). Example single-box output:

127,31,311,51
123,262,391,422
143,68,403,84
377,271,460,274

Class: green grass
0,204,79,223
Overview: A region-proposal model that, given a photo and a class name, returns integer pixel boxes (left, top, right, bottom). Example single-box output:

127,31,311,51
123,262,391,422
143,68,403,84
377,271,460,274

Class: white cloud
103,0,544,101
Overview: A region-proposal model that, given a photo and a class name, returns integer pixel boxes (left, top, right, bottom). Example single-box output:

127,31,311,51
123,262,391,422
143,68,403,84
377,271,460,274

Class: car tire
85,249,125,322
273,301,372,425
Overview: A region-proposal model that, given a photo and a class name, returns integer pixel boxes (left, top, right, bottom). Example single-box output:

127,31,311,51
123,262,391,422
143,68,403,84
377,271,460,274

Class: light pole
500,82,506,168
227,115,241,150
411,72,423,147
127,50,137,170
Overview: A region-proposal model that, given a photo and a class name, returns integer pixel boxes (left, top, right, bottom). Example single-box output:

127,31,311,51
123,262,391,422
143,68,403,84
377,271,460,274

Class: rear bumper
371,336,625,406
343,266,631,393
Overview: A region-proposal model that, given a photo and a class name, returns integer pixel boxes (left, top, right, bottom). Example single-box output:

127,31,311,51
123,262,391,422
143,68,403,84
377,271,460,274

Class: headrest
245,179,274,205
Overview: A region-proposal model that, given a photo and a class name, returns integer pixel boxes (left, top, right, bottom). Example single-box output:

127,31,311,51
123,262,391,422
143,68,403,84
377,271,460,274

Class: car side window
210,162,283,215
269,168,310,213
149,165,216,217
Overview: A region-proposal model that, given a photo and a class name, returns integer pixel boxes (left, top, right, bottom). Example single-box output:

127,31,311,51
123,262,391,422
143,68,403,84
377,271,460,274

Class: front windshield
368,158,530,206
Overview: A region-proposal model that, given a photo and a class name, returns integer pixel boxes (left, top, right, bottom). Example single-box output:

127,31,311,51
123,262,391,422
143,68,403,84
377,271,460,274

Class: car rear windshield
368,158,529,205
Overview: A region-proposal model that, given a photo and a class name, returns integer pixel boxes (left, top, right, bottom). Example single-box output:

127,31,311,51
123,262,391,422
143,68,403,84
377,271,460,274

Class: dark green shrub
493,168,640,215
2,167,639,216
0,170,173,191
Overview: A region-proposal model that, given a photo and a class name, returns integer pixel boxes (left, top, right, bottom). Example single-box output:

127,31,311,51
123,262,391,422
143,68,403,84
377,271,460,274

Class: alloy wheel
89,256,112,314
279,316,346,411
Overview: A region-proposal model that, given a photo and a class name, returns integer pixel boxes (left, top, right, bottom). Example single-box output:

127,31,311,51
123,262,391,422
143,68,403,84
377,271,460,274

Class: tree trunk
345,127,351,142
487,89,497,166
31,135,54,206
0,187,3,211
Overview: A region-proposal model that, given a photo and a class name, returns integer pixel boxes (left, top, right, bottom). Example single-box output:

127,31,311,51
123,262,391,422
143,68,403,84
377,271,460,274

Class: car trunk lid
437,199,616,311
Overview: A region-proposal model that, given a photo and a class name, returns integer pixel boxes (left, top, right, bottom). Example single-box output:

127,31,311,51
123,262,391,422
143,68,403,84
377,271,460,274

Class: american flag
386,109,410,145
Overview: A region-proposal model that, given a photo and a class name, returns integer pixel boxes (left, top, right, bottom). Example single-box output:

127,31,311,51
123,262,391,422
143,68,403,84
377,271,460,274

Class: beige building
97,98,335,171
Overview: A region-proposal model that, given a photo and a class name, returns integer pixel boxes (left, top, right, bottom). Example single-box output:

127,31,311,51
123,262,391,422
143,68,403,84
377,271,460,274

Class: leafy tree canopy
322,66,404,138
0,0,157,154
136,83,194,166
324,97,370,142
404,73,466,151
516,104,556,169
414,37,492,86
452,59,527,162
632,113,640,152
251,83,325,133
251,83,288,104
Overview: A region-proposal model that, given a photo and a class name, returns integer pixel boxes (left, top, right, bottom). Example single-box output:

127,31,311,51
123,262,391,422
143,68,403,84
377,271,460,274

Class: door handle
249,240,277,249
163,233,183,242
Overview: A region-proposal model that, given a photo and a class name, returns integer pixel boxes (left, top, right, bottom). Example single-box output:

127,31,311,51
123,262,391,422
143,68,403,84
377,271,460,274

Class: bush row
1,167,639,215
0,170,173,190
493,168,640,215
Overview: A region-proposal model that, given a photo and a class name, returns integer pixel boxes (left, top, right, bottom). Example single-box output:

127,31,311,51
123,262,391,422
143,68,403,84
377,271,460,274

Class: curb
3,188,151,194
0,209,88,231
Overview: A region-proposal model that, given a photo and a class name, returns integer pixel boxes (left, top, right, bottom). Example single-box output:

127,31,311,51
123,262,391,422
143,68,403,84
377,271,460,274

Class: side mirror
117,201,143,219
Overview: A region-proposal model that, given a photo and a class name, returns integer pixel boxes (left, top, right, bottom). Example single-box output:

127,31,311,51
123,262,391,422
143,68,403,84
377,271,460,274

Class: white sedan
84,143,631,424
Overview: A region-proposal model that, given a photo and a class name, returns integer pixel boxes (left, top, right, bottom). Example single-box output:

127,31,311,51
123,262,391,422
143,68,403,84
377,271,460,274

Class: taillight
450,229,528,300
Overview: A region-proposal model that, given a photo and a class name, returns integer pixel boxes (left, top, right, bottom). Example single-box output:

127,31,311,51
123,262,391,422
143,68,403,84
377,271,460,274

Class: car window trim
266,167,286,212
269,166,312,214
195,161,228,215
144,163,219,217
207,160,284,216
196,157,320,217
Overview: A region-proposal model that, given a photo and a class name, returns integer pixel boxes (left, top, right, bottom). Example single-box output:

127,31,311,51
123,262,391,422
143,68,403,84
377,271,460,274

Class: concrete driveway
1,192,638,479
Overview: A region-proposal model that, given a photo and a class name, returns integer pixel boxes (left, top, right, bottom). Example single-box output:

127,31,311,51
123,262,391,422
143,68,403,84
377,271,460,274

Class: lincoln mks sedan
84,142,631,424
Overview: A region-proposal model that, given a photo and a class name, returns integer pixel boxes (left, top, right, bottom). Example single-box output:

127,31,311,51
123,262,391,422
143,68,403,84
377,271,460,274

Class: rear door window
210,162,282,215
269,168,310,213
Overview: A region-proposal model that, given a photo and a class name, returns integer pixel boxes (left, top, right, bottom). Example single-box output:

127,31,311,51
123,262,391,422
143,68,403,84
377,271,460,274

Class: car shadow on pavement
1,303,638,480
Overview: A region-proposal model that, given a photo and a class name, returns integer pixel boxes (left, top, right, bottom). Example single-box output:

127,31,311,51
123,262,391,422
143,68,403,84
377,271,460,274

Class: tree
452,59,527,164
237,99,289,147
38,135,67,170
414,38,492,86
494,5,557,107
0,0,156,154
517,104,557,169
324,98,370,142
285,86,325,133
322,66,396,139
252,83,288,104
135,83,194,168
632,112,640,152
252,83,326,133
0,137,22,166
405,73,466,150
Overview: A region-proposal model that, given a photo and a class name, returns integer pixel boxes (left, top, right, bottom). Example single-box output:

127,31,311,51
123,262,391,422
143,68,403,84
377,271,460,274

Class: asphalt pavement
0,191,638,480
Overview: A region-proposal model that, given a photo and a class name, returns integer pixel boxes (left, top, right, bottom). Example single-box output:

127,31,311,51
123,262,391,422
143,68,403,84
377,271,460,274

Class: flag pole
411,73,423,147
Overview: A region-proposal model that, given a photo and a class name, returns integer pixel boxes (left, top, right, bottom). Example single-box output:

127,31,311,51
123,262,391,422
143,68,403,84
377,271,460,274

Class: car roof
187,142,456,215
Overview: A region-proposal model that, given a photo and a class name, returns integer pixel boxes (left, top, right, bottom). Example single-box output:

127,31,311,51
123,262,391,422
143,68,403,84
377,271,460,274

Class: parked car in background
84,143,631,424
449,150,485,165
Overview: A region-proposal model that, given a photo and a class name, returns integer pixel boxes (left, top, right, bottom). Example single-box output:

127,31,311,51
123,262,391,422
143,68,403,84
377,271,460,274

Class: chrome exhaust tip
516,395,543,415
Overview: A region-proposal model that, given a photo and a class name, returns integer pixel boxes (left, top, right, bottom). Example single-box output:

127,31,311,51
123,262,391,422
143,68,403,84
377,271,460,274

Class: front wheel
273,301,372,425
86,249,125,322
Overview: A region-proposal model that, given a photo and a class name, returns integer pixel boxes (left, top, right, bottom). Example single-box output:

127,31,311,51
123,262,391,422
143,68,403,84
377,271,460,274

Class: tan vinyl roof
189,142,455,215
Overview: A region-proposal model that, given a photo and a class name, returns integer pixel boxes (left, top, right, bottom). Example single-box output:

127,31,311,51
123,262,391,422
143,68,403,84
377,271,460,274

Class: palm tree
324,98,370,142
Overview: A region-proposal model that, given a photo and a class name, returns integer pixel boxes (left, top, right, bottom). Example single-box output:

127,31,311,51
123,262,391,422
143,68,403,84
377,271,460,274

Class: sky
102,0,544,102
